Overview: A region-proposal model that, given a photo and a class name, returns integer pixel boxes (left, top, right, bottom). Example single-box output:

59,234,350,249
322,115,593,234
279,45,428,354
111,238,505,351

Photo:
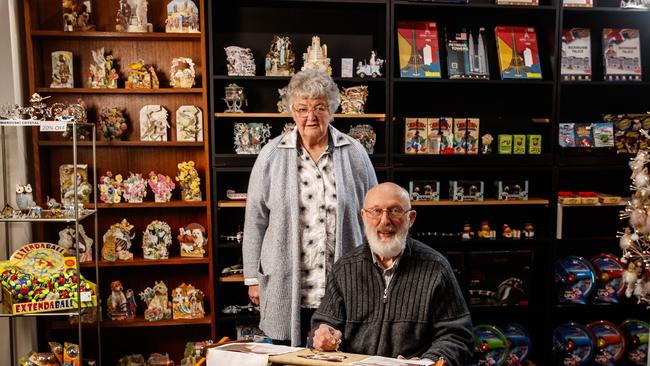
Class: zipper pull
383,287,388,303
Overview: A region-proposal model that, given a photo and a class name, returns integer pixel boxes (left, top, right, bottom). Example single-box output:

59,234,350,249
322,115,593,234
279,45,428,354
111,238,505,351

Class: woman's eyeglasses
293,105,329,117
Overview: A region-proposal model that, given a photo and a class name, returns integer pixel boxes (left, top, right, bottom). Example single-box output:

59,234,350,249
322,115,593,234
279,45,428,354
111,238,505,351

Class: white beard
365,218,409,258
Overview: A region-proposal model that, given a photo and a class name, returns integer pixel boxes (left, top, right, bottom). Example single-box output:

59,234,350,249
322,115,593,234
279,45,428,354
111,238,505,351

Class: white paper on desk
207,348,268,366
215,342,303,355
352,356,434,366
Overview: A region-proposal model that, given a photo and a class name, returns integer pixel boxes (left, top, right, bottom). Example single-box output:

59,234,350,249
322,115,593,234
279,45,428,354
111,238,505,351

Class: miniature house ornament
225,46,256,76
139,280,172,321
234,123,272,154
142,220,172,260
170,57,196,88
176,105,203,142
115,0,151,33
223,84,247,113
172,283,205,319
101,219,136,261
126,60,159,89
178,223,207,257
340,85,369,114
140,105,170,141
51,51,73,88
302,35,332,75
265,35,296,76
165,0,200,33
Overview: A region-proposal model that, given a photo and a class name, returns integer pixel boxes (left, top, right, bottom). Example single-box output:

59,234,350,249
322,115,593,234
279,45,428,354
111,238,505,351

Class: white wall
0,1,36,365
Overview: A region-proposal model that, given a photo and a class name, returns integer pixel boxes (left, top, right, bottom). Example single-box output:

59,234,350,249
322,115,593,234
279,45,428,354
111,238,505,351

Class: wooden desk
268,349,369,365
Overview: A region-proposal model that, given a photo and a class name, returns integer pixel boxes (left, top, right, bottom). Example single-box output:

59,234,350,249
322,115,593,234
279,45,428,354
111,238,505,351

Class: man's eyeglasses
293,105,329,118
363,207,410,219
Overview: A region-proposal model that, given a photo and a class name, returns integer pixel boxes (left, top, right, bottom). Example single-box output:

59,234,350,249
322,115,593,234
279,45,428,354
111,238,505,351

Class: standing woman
242,69,378,346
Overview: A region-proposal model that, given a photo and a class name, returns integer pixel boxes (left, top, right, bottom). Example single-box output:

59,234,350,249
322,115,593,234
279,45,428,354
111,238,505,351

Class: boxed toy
495,26,542,79
513,134,526,154
398,21,441,78
449,180,484,201
404,118,427,154
468,250,532,306
498,134,513,154
527,134,542,154
409,180,441,201
427,118,441,154
496,180,529,200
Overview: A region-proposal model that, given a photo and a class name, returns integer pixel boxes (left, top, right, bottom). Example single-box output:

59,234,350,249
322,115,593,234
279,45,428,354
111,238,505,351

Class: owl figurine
15,184,35,213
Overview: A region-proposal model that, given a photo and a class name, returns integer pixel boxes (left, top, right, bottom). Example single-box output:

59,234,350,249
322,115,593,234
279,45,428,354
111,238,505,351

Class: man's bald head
364,182,411,210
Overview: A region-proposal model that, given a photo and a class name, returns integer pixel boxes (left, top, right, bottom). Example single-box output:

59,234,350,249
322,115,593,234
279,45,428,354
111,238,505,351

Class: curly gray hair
284,69,340,116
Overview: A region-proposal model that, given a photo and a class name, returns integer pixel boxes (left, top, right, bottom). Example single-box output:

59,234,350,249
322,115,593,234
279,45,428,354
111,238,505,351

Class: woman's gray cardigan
242,125,378,345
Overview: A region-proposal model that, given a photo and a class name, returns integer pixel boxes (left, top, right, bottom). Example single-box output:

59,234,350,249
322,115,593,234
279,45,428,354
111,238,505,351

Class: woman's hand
248,285,260,305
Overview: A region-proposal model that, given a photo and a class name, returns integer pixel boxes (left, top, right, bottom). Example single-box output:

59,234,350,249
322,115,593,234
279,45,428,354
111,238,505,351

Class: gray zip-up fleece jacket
243,125,378,345
312,237,474,366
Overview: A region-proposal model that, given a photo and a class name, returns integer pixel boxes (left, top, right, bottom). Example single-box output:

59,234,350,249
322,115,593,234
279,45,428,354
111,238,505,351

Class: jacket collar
277,124,351,149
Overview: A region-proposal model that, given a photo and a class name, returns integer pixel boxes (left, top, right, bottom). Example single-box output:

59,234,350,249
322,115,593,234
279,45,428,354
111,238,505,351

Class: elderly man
311,182,473,366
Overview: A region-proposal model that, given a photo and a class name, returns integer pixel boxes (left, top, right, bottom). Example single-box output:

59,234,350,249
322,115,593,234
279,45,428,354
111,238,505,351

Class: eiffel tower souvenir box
397,21,442,78
495,26,542,79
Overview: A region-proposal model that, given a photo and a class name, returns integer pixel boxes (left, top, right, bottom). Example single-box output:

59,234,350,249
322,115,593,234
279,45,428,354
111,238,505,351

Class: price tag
80,291,92,302
39,122,67,132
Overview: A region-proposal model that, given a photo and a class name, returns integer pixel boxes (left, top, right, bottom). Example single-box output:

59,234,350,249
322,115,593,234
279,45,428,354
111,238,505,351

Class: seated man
311,182,473,366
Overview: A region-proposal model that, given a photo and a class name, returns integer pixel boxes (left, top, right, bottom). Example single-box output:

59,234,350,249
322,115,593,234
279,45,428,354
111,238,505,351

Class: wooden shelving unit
24,1,214,364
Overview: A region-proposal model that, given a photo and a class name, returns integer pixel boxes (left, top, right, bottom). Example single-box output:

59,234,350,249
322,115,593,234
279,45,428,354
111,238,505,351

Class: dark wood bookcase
23,1,214,364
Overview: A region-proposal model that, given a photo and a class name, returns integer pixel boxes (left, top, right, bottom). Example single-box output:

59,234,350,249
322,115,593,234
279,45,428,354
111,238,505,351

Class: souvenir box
409,180,440,201
1,243,97,315
496,180,529,200
405,118,428,154
496,0,539,5
513,134,526,154
561,28,592,80
445,27,489,80
527,134,542,154
498,134,513,154
452,118,467,154
449,180,484,201
465,118,480,154
397,21,441,78
426,118,441,154
608,113,650,154
602,28,642,81
468,250,532,306
495,26,542,79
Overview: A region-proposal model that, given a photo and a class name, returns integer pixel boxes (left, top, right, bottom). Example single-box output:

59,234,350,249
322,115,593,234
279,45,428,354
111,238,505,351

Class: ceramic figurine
125,60,159,89
348,124,376,154
51,51,73,88
356,51,384,78
502,224,514,238
139,105,170,141
481,134,494,154
115,0,150,32
122,172,147,203
99,107,128,140
265,35,296,76
176,105,203,142
175,161,202,201
277,87,289,113
101,219,135,261
58,99,91,141
233,123,272,154
59,164,92,207
178,223,207,257
139,281,172,321
477,221,491,239
223,83,247,113
340,85,369,114
107,280,136,320
58,224,94,262
142,220,172,260
27,93,51,120
523,222,535,238
15,184,35,213
224,46,256,76
165,0,200,33
302,35,331,75
148,354,172,366
170,57,196,88
147,171,175,203
172,283,205,319
117,355,146,366
62,0,94,32
98,171,124,204
87,48,119,89
461,222,474,240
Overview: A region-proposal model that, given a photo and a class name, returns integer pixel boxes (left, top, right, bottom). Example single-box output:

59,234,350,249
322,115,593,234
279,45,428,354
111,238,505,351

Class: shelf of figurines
393,0,557,10
0,209,95,223
393,78,554,85
49,315,212,330
219,274,244,283
40,141,204,147
214,76,387,83
87,201,207,209
31,30,202,41
216,199,550,208
35,87,203,94
80,257,209,268
214,112,386,120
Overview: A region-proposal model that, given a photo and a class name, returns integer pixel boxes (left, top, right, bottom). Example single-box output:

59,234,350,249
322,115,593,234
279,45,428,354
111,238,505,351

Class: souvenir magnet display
554,255,596,304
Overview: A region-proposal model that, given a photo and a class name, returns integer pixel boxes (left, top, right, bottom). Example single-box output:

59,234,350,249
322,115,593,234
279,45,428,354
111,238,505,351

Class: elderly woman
243,69,378,346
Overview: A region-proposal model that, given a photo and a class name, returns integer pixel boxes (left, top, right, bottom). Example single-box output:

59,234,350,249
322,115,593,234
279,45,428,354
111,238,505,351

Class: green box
513,135,526,154
527,134,542,154
498,134,512,154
